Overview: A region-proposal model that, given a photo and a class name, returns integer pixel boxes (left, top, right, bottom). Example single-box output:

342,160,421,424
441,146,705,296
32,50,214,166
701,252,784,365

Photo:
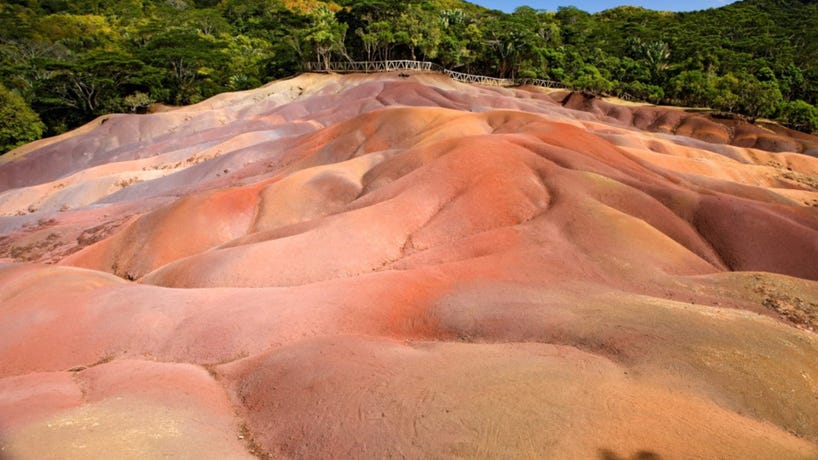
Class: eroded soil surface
1,72,817,459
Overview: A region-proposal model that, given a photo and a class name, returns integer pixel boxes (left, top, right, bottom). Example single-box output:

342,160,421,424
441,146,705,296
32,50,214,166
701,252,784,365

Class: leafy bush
573,64,613,94
627,81,664,104
0,83,45,153
123,92,154,112
780,100,818,134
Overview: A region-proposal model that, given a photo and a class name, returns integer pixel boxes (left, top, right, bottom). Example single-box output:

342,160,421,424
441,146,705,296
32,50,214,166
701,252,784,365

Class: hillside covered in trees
1,0,817,152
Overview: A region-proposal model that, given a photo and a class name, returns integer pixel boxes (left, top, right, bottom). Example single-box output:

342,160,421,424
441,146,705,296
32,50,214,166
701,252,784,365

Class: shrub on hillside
780,100,818,134
0,83,45,154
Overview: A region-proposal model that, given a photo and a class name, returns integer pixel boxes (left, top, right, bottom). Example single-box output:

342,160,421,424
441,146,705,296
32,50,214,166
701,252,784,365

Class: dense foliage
0,81,45,152
1,0,817,152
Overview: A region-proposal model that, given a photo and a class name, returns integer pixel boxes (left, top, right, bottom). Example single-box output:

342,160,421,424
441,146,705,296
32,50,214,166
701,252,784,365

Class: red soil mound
1,72,817,457
554,90,818,155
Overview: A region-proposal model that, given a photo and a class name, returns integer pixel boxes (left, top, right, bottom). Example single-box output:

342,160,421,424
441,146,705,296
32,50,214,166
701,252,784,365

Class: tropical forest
1,0,817,153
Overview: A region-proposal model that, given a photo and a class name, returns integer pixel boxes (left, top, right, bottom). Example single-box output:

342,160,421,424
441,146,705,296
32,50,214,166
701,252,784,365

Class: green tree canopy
0,82,45,153
4,0,818,149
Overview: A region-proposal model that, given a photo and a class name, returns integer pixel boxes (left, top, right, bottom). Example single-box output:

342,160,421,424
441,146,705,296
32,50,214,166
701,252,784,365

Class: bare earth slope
1,72,818,459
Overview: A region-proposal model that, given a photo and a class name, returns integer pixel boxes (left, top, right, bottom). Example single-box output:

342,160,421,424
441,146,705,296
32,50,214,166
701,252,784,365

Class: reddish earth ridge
1,72,818,459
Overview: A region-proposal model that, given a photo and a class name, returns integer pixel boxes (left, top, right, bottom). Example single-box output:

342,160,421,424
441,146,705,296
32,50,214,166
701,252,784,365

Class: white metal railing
304,60,570,90
517,78,568,89
304,60,433,73
442,69,515,87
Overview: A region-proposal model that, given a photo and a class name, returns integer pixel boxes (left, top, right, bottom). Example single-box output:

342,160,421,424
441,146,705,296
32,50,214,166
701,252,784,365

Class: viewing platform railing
441,69,515,87
305,60,569,90
304,60,433,73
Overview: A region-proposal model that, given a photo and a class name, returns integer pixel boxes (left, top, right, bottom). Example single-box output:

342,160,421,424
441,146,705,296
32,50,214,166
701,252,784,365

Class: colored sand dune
1,73,817,459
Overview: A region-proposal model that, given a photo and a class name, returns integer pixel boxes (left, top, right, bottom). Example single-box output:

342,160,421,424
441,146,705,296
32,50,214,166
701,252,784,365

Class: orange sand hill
1,72,817,459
